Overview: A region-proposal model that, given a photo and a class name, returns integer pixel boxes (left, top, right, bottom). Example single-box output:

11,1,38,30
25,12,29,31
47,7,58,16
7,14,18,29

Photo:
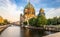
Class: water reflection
0,26,20,37
22,28,56,37
22,28,45,37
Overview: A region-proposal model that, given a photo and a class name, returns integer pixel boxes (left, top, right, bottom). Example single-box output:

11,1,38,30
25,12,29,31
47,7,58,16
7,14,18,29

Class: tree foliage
36,14,47,26
29,14,47,27
29,17,36,26
57,17,60,24
0,19,10,25
23,21,27,25
47,17,60,25
27,14,60,27
4,19,10,24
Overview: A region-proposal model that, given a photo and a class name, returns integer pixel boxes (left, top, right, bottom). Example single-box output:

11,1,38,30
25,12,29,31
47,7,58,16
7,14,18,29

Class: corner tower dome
24,2,35,15
39,8,45,15
39,8,44,13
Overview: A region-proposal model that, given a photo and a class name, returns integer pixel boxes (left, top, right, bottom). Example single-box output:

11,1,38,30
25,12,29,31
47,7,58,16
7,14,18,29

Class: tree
47,19,52,25
36,14,47,26
29,17,36,26
4,19,10,24
47,17,58,25
52,17,57,25
57,17,60,24
23,21,27,25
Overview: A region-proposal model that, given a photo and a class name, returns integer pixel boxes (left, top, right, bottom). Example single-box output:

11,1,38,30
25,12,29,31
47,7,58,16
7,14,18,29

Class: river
0,25,20,37
0,25,56,37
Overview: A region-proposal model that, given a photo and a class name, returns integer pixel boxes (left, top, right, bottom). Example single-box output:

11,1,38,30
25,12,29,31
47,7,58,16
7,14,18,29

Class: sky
0,0,60,22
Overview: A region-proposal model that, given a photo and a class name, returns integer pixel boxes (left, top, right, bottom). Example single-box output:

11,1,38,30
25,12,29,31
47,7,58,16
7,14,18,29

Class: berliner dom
23,2,35,21
20,1,45,24
24,2,35,15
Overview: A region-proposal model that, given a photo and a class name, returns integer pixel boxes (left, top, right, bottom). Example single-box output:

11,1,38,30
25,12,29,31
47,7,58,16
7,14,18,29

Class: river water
0,25,20,37
0,25,56,37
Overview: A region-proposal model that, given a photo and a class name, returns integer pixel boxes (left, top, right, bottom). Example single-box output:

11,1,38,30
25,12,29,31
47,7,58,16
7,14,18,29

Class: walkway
43,32,60,37
24,25,60,32
0,25,10,33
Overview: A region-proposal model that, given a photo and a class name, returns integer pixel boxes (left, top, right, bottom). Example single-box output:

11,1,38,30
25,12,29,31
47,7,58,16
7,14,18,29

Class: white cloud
0,0,23,22
32,8,60,19
35,8,60,19
45,8,60,19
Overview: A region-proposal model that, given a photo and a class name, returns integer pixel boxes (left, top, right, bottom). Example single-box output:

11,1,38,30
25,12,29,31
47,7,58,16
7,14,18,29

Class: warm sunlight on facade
0,16,4,23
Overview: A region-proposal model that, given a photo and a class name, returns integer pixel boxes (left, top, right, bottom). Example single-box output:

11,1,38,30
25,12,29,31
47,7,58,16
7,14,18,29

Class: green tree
47,17,58,25
47,19,54,25
52,17,57,25
29,17,36,26
47,19,51,25
36,14,47,26
4,19,9,24
23,21,27,25
57,17,60,24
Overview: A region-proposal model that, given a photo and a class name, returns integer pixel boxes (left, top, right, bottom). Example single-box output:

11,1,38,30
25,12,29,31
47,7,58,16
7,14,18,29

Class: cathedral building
20,2,45,25
24,2,35,21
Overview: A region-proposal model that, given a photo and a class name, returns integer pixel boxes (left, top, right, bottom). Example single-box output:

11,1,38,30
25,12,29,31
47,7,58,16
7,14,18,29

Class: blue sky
0,0,60,22
11,0,60,8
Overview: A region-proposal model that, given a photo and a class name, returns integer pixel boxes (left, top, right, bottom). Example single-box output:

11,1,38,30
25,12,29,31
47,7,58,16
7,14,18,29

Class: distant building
0,16,4,23
20,14,25,25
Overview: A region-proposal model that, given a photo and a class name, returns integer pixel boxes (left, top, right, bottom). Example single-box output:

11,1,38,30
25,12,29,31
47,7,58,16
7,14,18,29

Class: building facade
0,16,4,24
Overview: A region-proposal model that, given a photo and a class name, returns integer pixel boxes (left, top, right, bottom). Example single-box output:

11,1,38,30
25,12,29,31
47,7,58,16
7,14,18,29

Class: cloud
0,0,23,22
35,8,60,19
45,8,60,19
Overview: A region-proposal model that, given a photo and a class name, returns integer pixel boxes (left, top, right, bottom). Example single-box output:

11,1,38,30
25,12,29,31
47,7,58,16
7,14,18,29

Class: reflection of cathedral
20,2,45,25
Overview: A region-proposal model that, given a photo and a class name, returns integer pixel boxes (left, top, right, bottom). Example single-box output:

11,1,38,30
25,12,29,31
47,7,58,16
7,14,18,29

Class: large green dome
24,2,35,14
25,2,34,9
